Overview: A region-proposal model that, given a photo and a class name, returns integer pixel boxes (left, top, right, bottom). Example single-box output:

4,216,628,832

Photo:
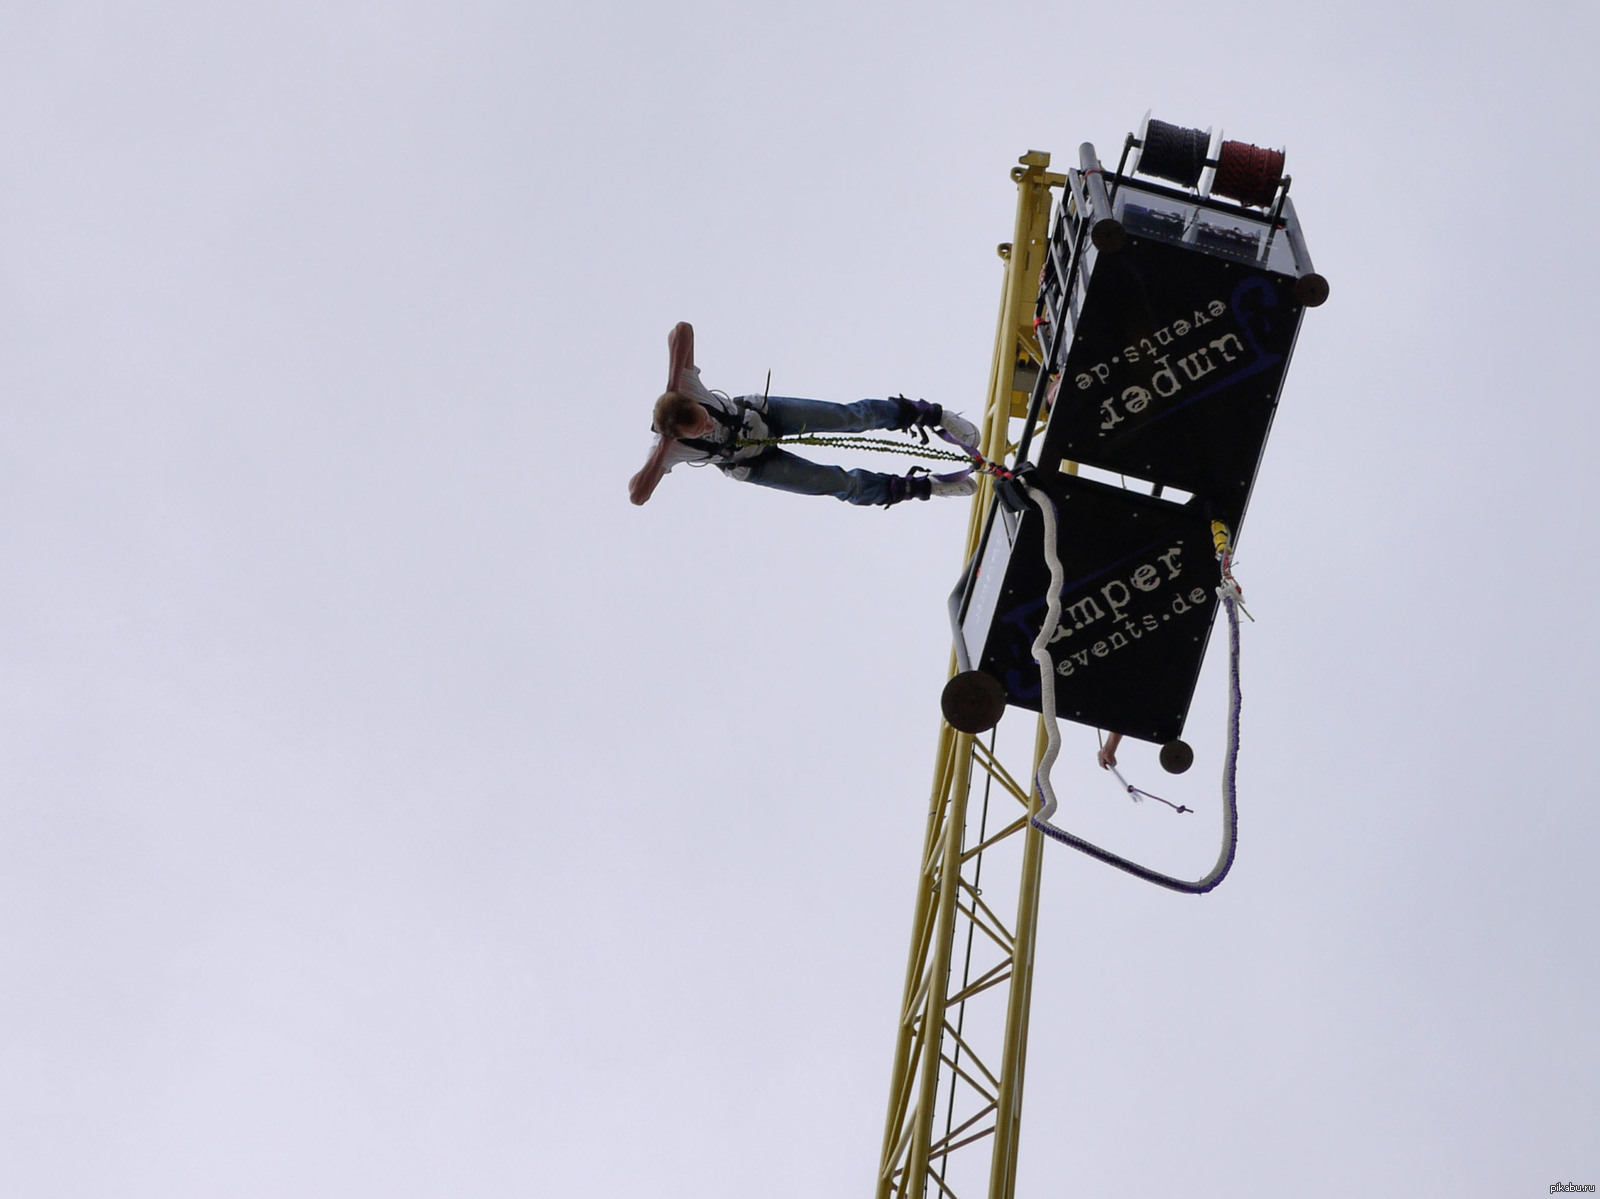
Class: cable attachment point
1217,576,1253,622
1211,520,1254,622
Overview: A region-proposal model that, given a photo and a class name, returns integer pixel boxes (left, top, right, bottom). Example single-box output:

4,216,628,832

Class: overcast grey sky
1,2,1595,1196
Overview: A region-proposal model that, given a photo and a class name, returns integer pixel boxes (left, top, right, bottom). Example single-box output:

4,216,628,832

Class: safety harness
677,396,768,466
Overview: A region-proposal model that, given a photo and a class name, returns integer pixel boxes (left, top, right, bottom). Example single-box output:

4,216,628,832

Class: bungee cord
735,395,1244,892
734,403,1246,891
735,432,975,465
1022,482,1243,895
735,422,1019,481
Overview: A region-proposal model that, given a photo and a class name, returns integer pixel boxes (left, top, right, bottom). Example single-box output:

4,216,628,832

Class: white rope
1023,483,1243,894
1027,483,1067,829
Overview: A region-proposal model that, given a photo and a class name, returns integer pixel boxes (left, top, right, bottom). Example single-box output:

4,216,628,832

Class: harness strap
680,397,762,459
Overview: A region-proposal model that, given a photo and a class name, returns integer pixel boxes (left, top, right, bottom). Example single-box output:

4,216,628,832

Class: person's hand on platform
1097,733,1122,769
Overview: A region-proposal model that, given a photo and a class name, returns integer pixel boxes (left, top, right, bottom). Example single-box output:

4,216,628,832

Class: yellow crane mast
877,151,1064,1199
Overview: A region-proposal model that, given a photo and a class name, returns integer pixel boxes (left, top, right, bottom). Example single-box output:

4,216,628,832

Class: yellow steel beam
987,721,1050,1196
904,724,975,1185
876,151,1064,1199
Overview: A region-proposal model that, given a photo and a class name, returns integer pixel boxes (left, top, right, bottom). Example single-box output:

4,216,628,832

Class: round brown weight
1293,272,1330,307
1159,739,1195,774
1091,218,1126,252
941,671,1008,734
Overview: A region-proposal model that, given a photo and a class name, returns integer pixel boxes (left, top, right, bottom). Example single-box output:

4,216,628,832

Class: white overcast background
2,2,1595,1196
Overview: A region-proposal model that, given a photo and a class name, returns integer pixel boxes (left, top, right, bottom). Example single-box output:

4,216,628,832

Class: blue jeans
731,396,907,506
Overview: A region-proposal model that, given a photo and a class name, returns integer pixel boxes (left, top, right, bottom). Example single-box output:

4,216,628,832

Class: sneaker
893,396,980,449
938,410,980,448
930,475,978,499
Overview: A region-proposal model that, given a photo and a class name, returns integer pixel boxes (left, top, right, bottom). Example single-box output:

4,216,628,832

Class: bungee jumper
629,322,983,508
945,117,1328,892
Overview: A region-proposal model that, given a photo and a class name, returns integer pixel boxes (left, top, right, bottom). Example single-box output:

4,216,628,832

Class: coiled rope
1022,483,1243,895
1213,140,1285,208
1137,119,1210,189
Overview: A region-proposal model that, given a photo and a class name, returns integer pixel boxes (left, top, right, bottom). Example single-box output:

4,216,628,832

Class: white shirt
656,367,769,473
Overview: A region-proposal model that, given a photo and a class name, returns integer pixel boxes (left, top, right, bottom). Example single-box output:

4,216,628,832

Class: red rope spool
1212,140,1285,207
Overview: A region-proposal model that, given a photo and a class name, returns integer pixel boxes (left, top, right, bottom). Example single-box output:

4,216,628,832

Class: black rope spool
1212,140,1285,207
1137,119,1209,188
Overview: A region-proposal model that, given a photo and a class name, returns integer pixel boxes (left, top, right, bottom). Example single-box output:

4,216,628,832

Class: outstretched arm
667,322,694,393
629,436,675,505
631,322,696,505
1097,732,1122,769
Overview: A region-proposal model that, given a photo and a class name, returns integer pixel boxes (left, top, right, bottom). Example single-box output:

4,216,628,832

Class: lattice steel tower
876,150,1062,1199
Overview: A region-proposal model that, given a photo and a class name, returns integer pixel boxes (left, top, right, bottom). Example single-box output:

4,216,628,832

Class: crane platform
951,137,1324,746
